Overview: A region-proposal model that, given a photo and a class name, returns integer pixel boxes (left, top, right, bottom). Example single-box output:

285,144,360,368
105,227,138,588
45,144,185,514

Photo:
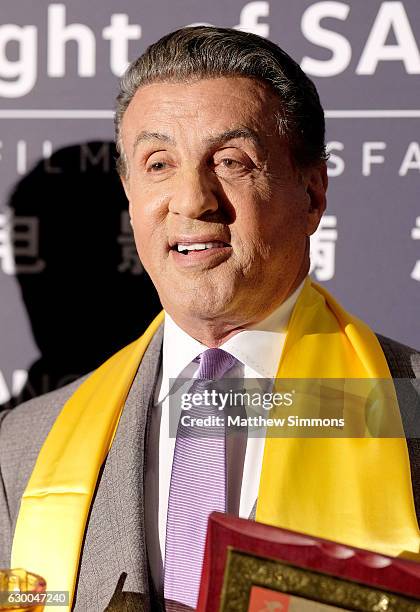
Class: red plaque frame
197,512,420,611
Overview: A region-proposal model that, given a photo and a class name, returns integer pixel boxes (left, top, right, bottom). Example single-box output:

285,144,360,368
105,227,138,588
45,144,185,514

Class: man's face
121,76,326,329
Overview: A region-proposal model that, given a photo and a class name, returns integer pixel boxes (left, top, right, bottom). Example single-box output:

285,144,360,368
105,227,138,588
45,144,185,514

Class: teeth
176,242,226,252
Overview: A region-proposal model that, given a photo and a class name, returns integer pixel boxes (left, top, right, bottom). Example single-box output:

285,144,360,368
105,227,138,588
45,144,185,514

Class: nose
168,166,219,219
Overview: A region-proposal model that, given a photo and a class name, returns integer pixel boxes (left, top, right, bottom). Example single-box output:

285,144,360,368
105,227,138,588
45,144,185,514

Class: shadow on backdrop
2,141,161,410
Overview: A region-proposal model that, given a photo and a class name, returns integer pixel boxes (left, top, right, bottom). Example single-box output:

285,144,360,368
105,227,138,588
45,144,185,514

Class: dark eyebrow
132,131,175,155
205,128,265,152
132,127,265,155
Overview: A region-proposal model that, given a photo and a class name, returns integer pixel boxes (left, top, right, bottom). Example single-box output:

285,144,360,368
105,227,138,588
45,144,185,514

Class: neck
169,318,249,348
166,274,307,348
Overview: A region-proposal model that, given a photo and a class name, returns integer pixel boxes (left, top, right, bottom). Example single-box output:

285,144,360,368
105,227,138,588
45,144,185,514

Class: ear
303,162,328,236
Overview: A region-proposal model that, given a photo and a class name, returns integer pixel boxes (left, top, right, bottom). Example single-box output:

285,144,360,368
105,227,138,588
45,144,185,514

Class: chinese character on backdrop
309,215,337,282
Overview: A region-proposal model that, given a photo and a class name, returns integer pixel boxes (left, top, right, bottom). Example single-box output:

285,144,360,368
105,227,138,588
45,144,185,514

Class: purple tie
164,349,237,609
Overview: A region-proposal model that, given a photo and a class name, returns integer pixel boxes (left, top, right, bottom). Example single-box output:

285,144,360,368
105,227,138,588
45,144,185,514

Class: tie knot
197,348,236,380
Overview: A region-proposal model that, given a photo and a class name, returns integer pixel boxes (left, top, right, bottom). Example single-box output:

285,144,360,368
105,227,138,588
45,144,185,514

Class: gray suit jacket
0,329,419,611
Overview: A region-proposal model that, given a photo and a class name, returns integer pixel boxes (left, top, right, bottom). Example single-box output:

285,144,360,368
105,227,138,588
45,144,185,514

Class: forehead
120,76,281,150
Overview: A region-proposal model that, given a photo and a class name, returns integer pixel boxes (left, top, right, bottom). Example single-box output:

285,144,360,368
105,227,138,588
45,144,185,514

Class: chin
181,292,234,319
186,301,227,319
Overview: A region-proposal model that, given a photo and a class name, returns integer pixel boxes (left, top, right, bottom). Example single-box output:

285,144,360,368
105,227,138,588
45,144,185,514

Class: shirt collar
161,314,206,383
161,278,305,381
220,280,304,377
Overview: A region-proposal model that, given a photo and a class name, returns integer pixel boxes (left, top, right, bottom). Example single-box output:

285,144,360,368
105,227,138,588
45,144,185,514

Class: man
1,26,419,612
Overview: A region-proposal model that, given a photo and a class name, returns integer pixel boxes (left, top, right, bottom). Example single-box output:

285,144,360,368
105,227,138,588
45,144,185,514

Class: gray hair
115,26,327,178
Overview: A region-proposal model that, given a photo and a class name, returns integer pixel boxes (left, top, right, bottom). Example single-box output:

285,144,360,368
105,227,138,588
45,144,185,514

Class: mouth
171,240,231,255
168,236,232,267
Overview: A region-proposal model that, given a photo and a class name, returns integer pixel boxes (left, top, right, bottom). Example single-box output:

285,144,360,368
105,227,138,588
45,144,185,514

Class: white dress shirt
145,280,305,593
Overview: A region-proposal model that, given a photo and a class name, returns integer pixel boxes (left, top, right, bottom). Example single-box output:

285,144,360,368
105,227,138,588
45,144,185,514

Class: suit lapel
248,499,257,521
73,325,163,611
377,334,420,530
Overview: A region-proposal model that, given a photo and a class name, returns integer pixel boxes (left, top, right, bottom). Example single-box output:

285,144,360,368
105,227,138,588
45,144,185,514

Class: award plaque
197,513,420,611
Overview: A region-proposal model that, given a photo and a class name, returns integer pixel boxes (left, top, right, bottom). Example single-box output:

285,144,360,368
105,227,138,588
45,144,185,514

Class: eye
213,155,252,178
220,158,244,168
147,161,168,172
144,150,174,174
212,145,256,177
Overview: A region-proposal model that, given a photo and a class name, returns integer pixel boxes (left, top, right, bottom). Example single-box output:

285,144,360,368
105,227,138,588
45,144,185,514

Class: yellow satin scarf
11,279,420,610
